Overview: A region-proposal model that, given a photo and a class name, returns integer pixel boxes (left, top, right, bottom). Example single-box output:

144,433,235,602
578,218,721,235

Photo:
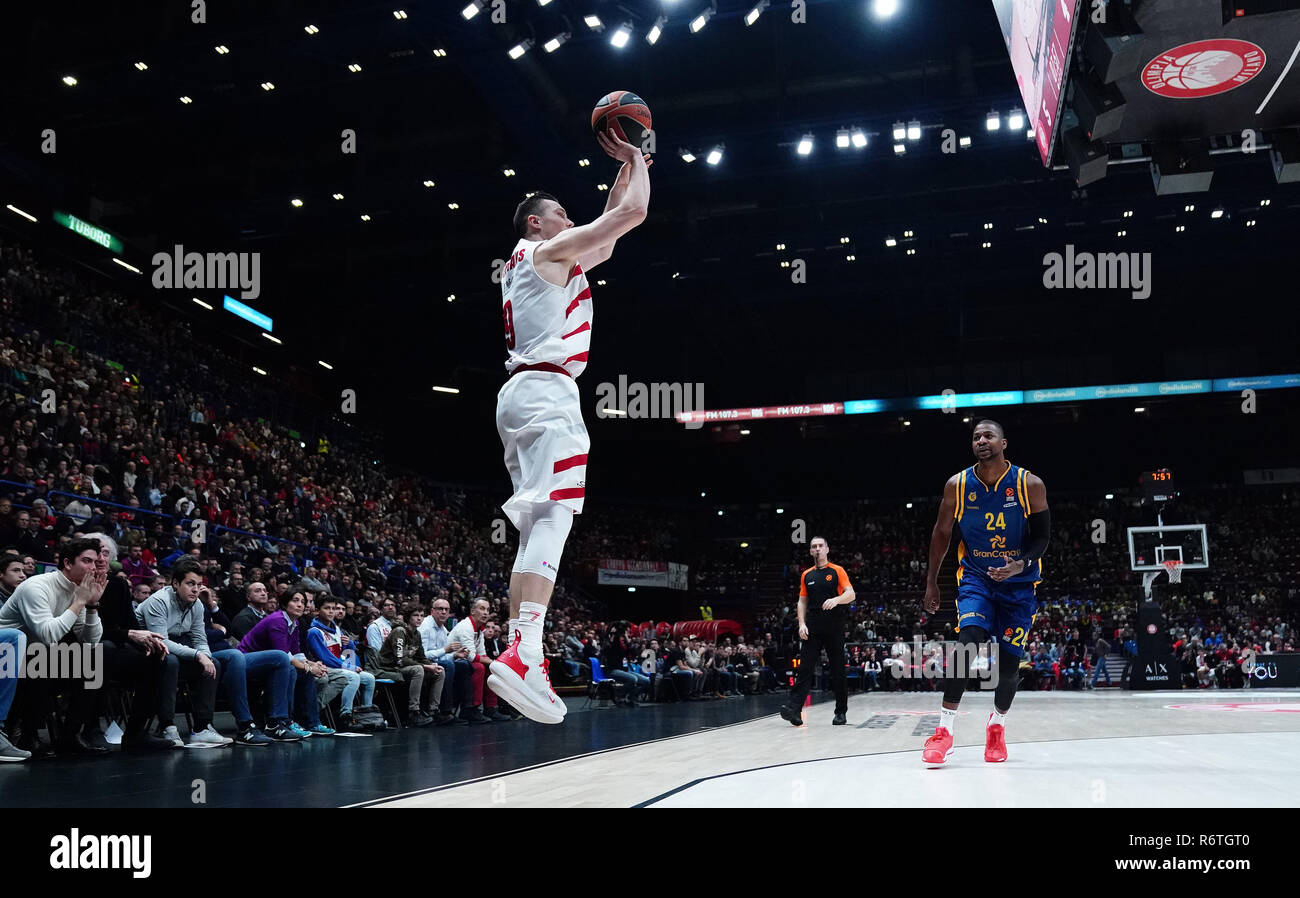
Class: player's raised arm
536,132,648,268
922,475,960,613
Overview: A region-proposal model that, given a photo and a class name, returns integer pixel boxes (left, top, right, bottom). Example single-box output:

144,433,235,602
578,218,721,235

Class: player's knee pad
994,646,1020,710
516,502,573,582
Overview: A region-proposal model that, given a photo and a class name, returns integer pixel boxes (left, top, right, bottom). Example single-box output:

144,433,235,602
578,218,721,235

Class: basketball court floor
356,689,1300,808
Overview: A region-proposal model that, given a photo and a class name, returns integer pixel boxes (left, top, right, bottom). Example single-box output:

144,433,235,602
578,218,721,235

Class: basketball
591,90,652,148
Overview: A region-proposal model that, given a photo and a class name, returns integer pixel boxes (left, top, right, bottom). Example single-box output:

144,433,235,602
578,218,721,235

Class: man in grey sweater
0,538,109,757
137,557,230,747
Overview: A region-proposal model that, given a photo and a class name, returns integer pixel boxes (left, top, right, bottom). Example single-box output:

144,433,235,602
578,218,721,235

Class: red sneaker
922,727,954,766
488,634,566,724
984,716,1008,762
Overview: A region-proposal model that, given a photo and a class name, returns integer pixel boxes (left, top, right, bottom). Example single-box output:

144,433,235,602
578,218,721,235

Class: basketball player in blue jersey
919,419,1050,765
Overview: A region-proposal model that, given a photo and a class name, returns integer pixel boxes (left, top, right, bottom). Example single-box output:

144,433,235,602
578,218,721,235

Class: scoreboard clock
1140,469,1177,503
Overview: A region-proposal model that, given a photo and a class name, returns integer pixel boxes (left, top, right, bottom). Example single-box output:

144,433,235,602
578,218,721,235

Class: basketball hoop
1162,559,1183,583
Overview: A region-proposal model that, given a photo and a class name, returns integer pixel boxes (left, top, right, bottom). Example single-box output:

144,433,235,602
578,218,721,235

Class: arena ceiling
2,0,1298,495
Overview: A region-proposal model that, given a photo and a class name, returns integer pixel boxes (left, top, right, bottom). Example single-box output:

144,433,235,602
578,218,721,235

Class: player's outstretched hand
596,129,643,164
922,583,940,614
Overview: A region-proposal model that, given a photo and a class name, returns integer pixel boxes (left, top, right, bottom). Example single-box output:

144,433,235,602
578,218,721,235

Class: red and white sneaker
984,714,1008,762
488,635,566,725
922,727,955,766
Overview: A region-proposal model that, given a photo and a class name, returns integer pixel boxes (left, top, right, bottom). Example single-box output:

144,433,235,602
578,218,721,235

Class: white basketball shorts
496,370,589,528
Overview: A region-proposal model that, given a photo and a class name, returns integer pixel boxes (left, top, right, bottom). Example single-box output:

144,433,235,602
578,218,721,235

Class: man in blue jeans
140,557,279,746
1089,637,1113,687
0,628,31,761
210,645,296,743
417,597,472,722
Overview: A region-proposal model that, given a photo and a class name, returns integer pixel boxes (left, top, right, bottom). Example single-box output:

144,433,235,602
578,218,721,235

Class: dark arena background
0,0,1297,863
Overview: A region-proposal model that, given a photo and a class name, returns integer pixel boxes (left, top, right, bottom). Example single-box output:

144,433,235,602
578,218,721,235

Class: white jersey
501,238,592,377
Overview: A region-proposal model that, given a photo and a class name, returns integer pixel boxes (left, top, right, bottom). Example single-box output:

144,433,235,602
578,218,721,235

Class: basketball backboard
1127,523,1209,571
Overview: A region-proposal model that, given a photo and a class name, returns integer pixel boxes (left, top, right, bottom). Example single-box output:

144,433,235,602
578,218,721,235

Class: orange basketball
591,90,652,147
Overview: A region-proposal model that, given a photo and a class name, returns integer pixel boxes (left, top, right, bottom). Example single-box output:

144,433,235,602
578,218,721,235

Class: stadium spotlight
706,146,723,165
796,133,814,155
907,119,921,141
462,1,484,19
680,148,696,162
836,128,850,148
584,14,604,31
544,32,570,52
610,23,632,48
959,135,972,148
851,129,867,148
986,110,1001,130
892,121,906,141
508,40,532,59
1008,111,1024,130
745,1,769,26
872,0,900,19
893,143,905,155
1211,208,1224,219
647,16,666,43
690,10,712,33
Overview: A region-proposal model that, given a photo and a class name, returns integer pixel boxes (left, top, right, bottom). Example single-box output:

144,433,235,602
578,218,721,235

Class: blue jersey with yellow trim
953,461,1042,586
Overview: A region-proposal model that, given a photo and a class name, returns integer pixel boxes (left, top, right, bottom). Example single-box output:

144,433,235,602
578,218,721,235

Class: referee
780,536,855,727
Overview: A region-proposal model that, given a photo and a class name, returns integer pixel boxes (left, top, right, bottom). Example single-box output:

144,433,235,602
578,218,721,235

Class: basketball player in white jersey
487,130,650,723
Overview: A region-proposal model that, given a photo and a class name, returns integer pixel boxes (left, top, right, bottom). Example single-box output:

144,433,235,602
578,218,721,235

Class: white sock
516,602,547,658
989,709,1007,727
507,618,519,643
939,707,958,736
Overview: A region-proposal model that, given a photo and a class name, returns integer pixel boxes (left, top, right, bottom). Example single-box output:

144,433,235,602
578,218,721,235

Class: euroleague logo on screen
1143,39,1266,99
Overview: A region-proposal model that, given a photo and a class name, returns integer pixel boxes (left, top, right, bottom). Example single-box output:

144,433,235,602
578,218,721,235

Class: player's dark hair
58,537,103,571
169,555,204,584
974,419,1005,438
811,535,828,547
513,191,559,238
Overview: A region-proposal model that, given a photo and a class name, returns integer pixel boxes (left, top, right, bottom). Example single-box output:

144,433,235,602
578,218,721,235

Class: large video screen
992,0,1084,166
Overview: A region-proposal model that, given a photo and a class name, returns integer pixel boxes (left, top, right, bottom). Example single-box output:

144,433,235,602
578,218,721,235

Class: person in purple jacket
238,585,335,737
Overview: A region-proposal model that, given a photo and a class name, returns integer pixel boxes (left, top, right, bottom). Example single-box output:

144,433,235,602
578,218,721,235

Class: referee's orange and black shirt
800,563,852,630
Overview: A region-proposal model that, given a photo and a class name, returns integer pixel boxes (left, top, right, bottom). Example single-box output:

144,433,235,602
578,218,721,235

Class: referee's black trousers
788,627,848,716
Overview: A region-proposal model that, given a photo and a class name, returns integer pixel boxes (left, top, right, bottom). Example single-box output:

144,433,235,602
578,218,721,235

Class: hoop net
1162,559,1184,583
